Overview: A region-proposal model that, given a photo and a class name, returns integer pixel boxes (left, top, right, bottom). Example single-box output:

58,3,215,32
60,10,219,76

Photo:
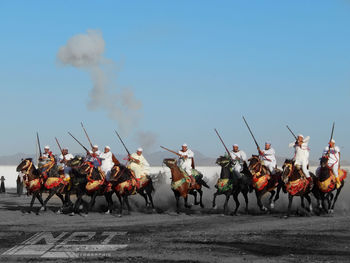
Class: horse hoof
283,215,289,219
328,209,334,214
212,205,218,210
270,203,275,209
200,204,204,208
40,206,45,212
117,214,122,218
261,207,268,212
105,211,111,215
69,212,75,216
56,209,62,215
230,212,238,216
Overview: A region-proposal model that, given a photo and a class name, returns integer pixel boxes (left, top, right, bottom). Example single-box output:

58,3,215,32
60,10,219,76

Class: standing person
58,148,74,182
178,144,194,176
17,172,24,196
128,148,150,179
100,146,119,181
258,142,277,174
0,176,5,193
230,144,248,178
289,134,311,183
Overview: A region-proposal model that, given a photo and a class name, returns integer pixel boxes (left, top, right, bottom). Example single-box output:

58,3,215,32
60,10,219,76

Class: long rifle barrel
36,132,42,157
242,116,260,149
160,146,181,157
55,137,64,155
68,132,89,153
214,129,231,157
81,122,94,149
286,125,297,140
114,130,131,156
329,122,335,142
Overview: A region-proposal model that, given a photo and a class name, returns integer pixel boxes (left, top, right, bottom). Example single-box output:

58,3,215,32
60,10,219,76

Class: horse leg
242,190,249,214
192,191,199,205
88,192,98,211
223,193,230,215
28,194,36,213
256,191,267,212
212,192,218,209
232,191,240,216
286,194,293,217
274,185,282,203
139,191,149,208
305,194,313,214
55,192,66,214
327,192,334,213
148,190,155,210
198,188,204,208
124,196,131,215
184,195,191,209
269,190,276,209
330,188,342,213
104,192,113,214
41,190,56,211
116,194,123,216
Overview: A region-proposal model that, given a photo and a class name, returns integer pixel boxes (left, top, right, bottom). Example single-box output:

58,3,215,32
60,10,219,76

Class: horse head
282,159,294,183
320,156,329,168
248,155,261,172
163,158,177,168
110,164,133,182
16,158,33,172
67,156,84,168
77,161,93,175
216,155,236,167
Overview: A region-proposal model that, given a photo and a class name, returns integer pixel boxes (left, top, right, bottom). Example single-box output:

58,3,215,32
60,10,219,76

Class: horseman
86,145,102,167
38,145,55,176
128,148,150,179
230,144,248,178
289,134,312,184
319,139,341,188
58,147,74,182
258,141,277,174
178,144,194,176
100,146,119,181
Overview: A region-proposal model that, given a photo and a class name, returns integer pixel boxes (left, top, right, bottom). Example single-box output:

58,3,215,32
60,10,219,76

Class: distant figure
17,172,24,196
0,176,5,193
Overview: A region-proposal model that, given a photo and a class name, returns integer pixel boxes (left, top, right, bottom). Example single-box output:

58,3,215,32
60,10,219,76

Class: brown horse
315,156,347,214
282,159,316,217
16,158,67,213
248,155,283,212
163,158,208,213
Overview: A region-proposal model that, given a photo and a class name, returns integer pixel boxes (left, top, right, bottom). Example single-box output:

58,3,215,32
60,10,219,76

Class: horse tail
199,178,210,189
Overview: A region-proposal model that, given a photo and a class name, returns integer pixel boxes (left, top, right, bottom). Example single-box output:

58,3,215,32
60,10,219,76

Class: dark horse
77,161,114,214
315,156,347,214
282,159,317,217
163,158,209,213
248,155,283,211
212,156,250,215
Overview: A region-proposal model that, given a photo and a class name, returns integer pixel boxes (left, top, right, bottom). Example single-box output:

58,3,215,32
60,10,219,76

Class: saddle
318,168,347,193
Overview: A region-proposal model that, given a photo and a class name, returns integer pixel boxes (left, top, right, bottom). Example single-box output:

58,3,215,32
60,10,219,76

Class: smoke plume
136,131,158,151
57,29,142,133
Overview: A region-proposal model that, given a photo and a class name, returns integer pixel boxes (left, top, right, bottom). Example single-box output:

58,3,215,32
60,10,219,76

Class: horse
76,161,114,214
281,159,317,217
16,158,45,213
315,156,347,213
109,164,139,216
163,158,209,213
248,155,283,212
212,156,250,215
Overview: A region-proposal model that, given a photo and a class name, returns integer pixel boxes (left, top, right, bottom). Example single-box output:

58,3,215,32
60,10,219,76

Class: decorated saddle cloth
318,169,347,193
26,178,41,193
44,176,65,189
286,178,309,195
215,178,232,192
86,180,112,193
115,178,137,195
136,175,150,189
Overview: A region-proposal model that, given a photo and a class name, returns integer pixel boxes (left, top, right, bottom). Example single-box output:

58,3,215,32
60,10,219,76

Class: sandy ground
0,183,349,263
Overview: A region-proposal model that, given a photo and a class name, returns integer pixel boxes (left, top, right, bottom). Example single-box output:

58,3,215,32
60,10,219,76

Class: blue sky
0,0,349,161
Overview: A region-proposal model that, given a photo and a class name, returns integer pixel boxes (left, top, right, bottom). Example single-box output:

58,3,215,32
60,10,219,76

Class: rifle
160,146,181,157
68,132,89,153
114,130,131,156
329,122,335,143
286,125,297,140
242,116,260,150
55,137,65,160
214,128,232,158
81,122,94,149
36,132,42,157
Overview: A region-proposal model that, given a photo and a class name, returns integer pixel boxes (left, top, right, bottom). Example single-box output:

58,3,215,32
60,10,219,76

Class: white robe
128,153,150,179
100,152,114,180
230,150,247,177
289,136,310,177
260,148,277,173
323,146,340,177
58,153,74,178
178,149,194,175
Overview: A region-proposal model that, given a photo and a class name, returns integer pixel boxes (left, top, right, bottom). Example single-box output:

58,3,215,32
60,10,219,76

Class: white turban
233,144,238,147
93,145,98,148
330,139,335,143
265,141,271,145
137,147,143,152
105,146,110,150
44,145,50,149
182,143,187,147
297,134,304,138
